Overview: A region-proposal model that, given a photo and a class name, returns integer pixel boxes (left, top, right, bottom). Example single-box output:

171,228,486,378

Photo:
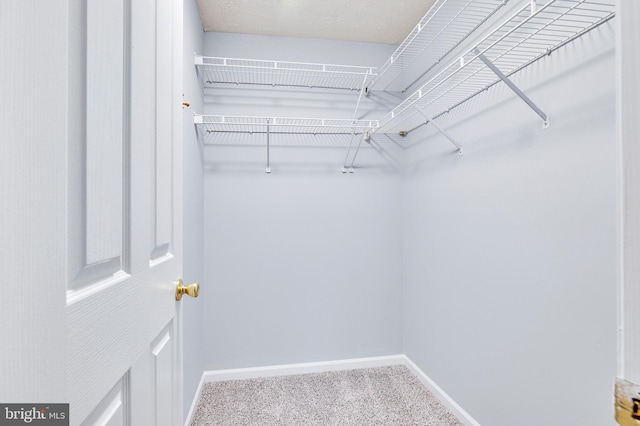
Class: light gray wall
401,22,617,426
202,33,403,369
196,17,617,426
182,0,205,421
203,32,396,67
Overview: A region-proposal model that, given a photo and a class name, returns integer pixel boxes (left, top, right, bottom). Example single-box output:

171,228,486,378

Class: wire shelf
194,114,379,137
372,0,615,136
195,56,377,92
368,0,509,93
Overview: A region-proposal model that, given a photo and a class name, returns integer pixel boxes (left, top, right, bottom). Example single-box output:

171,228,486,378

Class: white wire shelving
194,0,615,172
372,0,616,137
194,114,380,173
194,114,378,136
367,0,510,94
195,56,377,92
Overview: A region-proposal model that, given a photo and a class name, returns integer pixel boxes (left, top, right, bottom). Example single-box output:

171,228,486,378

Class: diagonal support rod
475,49,549,128
415,107,463,155
342,129,358,173
342,72,371,173
346,132,368,173
266,118,271,174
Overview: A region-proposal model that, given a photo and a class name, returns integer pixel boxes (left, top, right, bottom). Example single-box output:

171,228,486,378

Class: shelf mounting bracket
415,107,463,155
342,130,358,173
475,49,549,129
348,132,369,173
266,118,271,174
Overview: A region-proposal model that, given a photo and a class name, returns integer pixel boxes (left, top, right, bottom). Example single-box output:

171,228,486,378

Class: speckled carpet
191,365,464,425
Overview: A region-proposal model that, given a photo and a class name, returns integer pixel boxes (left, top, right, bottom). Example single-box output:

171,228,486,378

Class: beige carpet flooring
191,365,464,425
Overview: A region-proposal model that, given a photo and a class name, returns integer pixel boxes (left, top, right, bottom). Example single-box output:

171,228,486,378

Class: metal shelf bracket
415,107,463,155
341,132,366,173
475,49,550,129
266,118,271,174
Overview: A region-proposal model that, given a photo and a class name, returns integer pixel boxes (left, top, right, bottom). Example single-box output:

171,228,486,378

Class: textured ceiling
196,0,437,45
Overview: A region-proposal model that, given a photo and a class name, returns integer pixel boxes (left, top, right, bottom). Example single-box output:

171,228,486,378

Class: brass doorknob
175,279,200,301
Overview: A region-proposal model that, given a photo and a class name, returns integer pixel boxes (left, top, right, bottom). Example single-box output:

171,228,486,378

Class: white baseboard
400,355,481,426
184,373,206,426
185,354,480,426
201,355,406,382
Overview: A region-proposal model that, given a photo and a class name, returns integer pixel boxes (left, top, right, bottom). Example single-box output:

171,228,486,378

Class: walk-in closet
182,1,618,425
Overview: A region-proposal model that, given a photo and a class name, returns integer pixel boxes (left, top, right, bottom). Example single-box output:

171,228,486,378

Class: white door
1,0,185,425
65,0,185,424
617,1,640,425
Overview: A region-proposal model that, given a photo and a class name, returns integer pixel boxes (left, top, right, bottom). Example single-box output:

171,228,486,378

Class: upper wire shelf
194,114,379,137
372,0,616,136
368,0,510,94
195,56,377,92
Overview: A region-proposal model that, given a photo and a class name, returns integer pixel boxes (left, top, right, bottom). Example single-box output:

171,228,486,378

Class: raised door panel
129,320,177,426
85,0,126,266
81,376,129,426
68,0,130,297
151,322,175,426
151,0,174,262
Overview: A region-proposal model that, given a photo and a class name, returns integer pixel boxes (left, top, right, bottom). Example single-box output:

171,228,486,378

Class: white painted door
65,0,184,424
1,0,186,423
617,1,640,425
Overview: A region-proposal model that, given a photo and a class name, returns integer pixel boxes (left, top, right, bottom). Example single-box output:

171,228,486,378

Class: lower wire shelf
194,114,379,137
194,114,381,174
